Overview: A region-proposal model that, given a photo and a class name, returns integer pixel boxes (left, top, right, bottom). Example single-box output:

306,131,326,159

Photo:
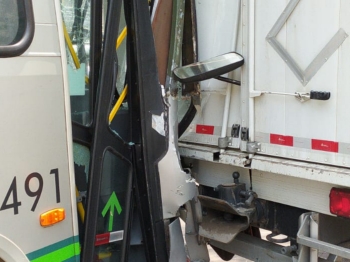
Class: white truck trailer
173,0,350,261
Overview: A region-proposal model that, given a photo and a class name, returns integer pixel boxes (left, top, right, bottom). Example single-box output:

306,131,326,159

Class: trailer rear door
252,0,350,167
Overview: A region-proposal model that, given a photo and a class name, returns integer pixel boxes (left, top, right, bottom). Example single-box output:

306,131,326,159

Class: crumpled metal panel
157,0,197,219
158,95,196,219
169,218,187,262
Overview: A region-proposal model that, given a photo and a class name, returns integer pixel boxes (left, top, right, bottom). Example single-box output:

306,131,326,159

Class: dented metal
158,94,196,219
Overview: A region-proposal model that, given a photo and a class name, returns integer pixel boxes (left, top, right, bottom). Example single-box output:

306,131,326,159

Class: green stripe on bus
31,243,80,262
26,236,80,261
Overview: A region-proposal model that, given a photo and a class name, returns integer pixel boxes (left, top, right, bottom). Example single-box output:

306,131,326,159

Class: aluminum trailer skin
167,0,350,261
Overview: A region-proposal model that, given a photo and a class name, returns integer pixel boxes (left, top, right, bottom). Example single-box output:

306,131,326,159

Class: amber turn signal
40,208,65,227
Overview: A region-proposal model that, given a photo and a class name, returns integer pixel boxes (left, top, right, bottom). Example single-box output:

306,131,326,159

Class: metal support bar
297,214,350,260
215,76,241,86
210,232,294,262
179,142,249,167
250,90,331,102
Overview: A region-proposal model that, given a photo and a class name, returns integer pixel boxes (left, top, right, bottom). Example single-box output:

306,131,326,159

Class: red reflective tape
311,139,338,153
196,125,214,135
95,233,110,246
270,134,293,146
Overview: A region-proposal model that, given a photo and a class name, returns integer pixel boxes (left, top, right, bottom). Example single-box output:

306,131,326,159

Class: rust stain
152,0,173,86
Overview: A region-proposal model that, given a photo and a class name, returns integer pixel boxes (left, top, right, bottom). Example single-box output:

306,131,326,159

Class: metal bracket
77,191,87,203
246,142,261,153
218,136,232,149
198,195,256,243
218,124,241,149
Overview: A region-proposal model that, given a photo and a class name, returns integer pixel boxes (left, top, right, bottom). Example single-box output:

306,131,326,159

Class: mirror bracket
215,76,241,86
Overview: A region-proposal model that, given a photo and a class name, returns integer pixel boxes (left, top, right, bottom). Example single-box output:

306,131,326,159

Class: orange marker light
40,208,65,227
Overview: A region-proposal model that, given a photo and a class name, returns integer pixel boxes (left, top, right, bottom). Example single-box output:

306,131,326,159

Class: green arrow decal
101,192,122,231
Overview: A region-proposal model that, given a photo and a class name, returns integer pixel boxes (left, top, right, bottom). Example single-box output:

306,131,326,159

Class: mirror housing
173,52,244,84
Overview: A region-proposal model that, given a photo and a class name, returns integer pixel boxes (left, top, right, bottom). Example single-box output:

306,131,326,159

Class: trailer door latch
250,90,331,103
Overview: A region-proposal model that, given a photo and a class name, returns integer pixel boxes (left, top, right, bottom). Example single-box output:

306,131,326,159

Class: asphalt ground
208,245,250,262
181,220,251,261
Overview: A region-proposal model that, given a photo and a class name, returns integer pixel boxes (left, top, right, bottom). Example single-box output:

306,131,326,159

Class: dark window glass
0,0,26,45
0,0,34,57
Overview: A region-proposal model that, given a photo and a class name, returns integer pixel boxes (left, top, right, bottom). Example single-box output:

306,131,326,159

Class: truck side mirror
173,52,244,84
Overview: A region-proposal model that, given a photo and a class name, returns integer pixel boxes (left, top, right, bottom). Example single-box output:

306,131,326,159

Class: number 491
0,169,60,215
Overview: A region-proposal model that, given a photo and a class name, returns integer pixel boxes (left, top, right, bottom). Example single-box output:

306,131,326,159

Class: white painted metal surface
181,0,350,181
0,0,78,259
252,0,350,167
177,1,350,261
182,0,350,168
158,96,196,219
0,234,29,262
195,0,241,91
180,0,243,147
